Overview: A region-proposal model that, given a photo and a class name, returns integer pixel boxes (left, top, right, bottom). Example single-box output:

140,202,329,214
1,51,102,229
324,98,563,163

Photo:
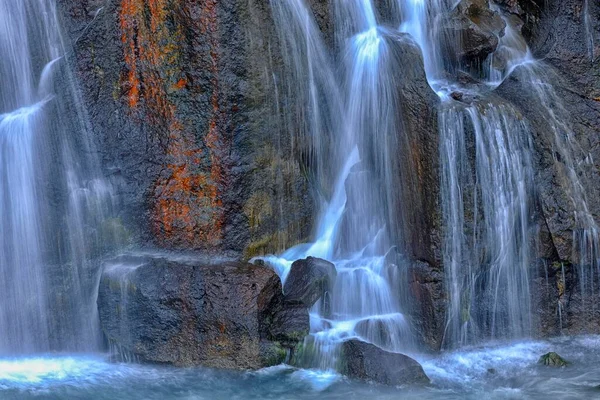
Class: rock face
340,339,430,386
283,257,336,310
408,261,445,350
57,0,314,259
384,32,442,269
440,0,506,68
98,254,309,369
57,0,600,352
497,0,600,336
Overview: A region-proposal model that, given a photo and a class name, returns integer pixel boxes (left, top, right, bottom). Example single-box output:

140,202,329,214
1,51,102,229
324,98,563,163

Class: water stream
0,0,114,354
3,336,600,399
1,0,600,397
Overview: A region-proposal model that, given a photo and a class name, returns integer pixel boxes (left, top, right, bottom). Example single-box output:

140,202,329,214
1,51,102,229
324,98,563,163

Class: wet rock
340,339,430,386
283,257,336,310
57,0,314,259
459,0,506,33
384,32,442,268
451,91,465,101
539,352,570,367
97,254,309,369
493,0,543,39
441,0,506,66
408,260,445,351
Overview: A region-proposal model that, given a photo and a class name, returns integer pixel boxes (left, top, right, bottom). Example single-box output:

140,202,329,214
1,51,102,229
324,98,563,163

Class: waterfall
584,0,595,61
439,102,535,346
396,0,600,346
265,0,415,370
0,0,114,354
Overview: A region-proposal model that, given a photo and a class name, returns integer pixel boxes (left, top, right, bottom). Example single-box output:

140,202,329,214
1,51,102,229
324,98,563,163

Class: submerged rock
340,339,430,386
539,352,570,367
283,257,336,311
98,254,310,369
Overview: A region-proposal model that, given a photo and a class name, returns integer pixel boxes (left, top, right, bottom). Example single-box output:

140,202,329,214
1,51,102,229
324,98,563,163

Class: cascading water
584,0,595,61
0,0,114,354
397,0,600,347
439,102,535,345
395,0,539,347
265,0,414,370
267,0,600,360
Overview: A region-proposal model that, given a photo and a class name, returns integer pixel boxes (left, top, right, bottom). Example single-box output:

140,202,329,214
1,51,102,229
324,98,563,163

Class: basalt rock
385,32,442,268
57,0,314,259
408,260,445,351
97,254,310,369
340,339,430,386
441,0,506,67
284,257,336,311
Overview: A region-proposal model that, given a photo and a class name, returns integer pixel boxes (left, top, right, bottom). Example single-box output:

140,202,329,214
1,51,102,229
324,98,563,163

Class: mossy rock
538,352,570,367
261,341,289,367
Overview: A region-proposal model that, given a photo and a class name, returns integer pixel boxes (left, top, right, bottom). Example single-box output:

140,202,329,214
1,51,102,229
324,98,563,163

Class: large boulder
98,254,309,369
340,339,430,386
283,257,336,310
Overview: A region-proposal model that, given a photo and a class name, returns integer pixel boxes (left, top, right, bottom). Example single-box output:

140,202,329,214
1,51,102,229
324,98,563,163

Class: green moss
263,342,288,367
290,337,317,368
244,233,277,260
244,192,273,230
539,352,570,367
100,218,133,249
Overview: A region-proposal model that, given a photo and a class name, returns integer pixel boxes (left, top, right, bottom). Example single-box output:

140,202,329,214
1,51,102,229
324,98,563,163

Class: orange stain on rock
119,0,227,248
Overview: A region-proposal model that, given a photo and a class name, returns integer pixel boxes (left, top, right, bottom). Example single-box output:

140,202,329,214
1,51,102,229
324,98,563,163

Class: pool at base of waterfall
2,336,600,399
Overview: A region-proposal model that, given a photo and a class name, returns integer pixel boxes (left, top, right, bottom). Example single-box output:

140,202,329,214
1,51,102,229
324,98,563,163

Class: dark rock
539,352,570,367
384,32,442,268
440,0,506,67
56,0,314,259
451,91,464,101
458,0,506,33
408,260,445,351
97,254,309,369
284,257,336,309
340,339,430,386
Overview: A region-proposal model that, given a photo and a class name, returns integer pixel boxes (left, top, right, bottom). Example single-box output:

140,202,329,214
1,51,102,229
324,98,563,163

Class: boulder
539,352,570,367
340,339,430,386
283,257,336,310
97,254,310,369
440,0,506,66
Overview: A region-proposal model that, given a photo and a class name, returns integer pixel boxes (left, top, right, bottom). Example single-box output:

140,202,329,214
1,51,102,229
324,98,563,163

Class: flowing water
2,0,600,396
439,102,536,346
264,0,600,363
263,0,415,370
584,0,595,61
0,0,114,354
3,336,600,399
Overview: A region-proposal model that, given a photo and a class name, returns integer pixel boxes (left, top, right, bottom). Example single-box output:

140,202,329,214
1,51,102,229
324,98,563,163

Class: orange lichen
119,0,227,248
173,78,187,91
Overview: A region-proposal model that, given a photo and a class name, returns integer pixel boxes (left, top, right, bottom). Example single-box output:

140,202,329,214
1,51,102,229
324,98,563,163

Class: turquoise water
2,336,600,399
